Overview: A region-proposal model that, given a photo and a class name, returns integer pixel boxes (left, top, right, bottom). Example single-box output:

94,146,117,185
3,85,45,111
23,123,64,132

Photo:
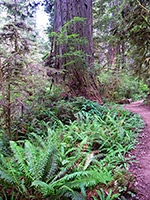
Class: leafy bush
98,72,149,102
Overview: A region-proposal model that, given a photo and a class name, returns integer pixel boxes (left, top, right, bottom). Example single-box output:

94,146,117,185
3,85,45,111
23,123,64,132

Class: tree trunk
49,0,102,103
53,0,94,66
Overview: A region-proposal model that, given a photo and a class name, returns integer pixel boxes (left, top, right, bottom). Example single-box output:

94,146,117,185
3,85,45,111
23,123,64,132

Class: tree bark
53,0,94,66
50,0,102,103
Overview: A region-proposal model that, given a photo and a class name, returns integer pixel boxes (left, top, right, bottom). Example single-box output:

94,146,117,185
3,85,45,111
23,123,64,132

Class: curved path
124,100,150,199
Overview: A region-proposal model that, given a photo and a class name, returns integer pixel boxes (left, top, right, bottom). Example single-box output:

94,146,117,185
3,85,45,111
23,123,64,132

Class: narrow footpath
124,100,150,200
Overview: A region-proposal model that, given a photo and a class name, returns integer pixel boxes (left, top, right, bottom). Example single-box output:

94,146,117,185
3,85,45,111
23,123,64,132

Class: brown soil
124,100,150,200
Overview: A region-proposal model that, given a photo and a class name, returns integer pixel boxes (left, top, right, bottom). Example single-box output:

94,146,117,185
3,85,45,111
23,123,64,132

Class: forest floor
124,100,150,200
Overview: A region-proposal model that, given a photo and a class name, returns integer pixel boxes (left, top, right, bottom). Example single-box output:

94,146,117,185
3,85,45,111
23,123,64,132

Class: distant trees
93,0,150,83
93,0,126,70
116,0,150,82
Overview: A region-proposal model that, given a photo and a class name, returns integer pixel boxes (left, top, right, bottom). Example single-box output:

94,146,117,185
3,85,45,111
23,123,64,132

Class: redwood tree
48,0,102,103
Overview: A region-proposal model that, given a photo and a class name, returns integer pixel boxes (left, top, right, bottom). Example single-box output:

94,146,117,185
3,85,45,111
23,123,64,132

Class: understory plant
92,188,119,200
0,94,144,199
0,129,112,200
98,71,149,102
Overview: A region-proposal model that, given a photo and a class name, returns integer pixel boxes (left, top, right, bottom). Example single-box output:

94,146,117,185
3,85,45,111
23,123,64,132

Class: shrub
98,72,149,102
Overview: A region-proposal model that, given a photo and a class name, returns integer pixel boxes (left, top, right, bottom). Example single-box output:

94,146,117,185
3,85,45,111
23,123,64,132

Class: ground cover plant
0,88,144,199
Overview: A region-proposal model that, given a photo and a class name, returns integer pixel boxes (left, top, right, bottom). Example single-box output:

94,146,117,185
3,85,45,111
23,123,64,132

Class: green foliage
0,91,144,199
49,17,89,71
92,188,119,200
0,124,113,199
98,71,149,101
93,0,150,85
0,134,11,156
0,1,148,199
0,0,39,139
115,0,150,79
0,132,57,198
1,87,144,198
12,85,143,140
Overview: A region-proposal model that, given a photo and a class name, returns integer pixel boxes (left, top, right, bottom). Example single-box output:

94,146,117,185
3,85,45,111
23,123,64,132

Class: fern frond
0,165,16,184
89,170,112,184
46,152,58,181
32,180,54,196
28,130,58,181
29,132,46,148
25,133,58,181
10,141,31,179
24,140,39,180
0,156,22,192
66,177,97,188
7,158,22,192
51,153,82,183
51,171,91,188
60,185,85,200
64,191,84,200
36,141,54,179
52,170,112,190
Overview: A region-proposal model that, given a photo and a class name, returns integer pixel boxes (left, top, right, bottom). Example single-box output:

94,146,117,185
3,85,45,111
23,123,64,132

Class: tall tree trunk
50,0,102,103
53,0,94,67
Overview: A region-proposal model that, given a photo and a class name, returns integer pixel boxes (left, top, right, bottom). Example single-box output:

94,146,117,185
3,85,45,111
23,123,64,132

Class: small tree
0,0,37,139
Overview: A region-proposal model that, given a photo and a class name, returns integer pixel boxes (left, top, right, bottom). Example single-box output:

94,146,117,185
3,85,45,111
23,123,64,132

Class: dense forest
0,0,150,199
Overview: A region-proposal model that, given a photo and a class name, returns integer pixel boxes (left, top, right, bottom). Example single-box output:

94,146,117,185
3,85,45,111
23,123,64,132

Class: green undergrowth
0,88,144,199
98,72,149,102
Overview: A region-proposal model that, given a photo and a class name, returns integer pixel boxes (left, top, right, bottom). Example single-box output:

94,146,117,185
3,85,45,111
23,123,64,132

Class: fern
32,169,112,198
64,190,84,200
36,141,55,179
10,141,31,179
92,189,120,200
0,155,23,192
46,152,58,180
0,98,143,199
61,170,112,188
31,180,55,196
0,133,58,198
24,140,39,180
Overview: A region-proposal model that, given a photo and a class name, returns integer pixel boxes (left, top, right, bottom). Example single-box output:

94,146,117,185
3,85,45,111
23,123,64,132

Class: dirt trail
124,100,150,200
